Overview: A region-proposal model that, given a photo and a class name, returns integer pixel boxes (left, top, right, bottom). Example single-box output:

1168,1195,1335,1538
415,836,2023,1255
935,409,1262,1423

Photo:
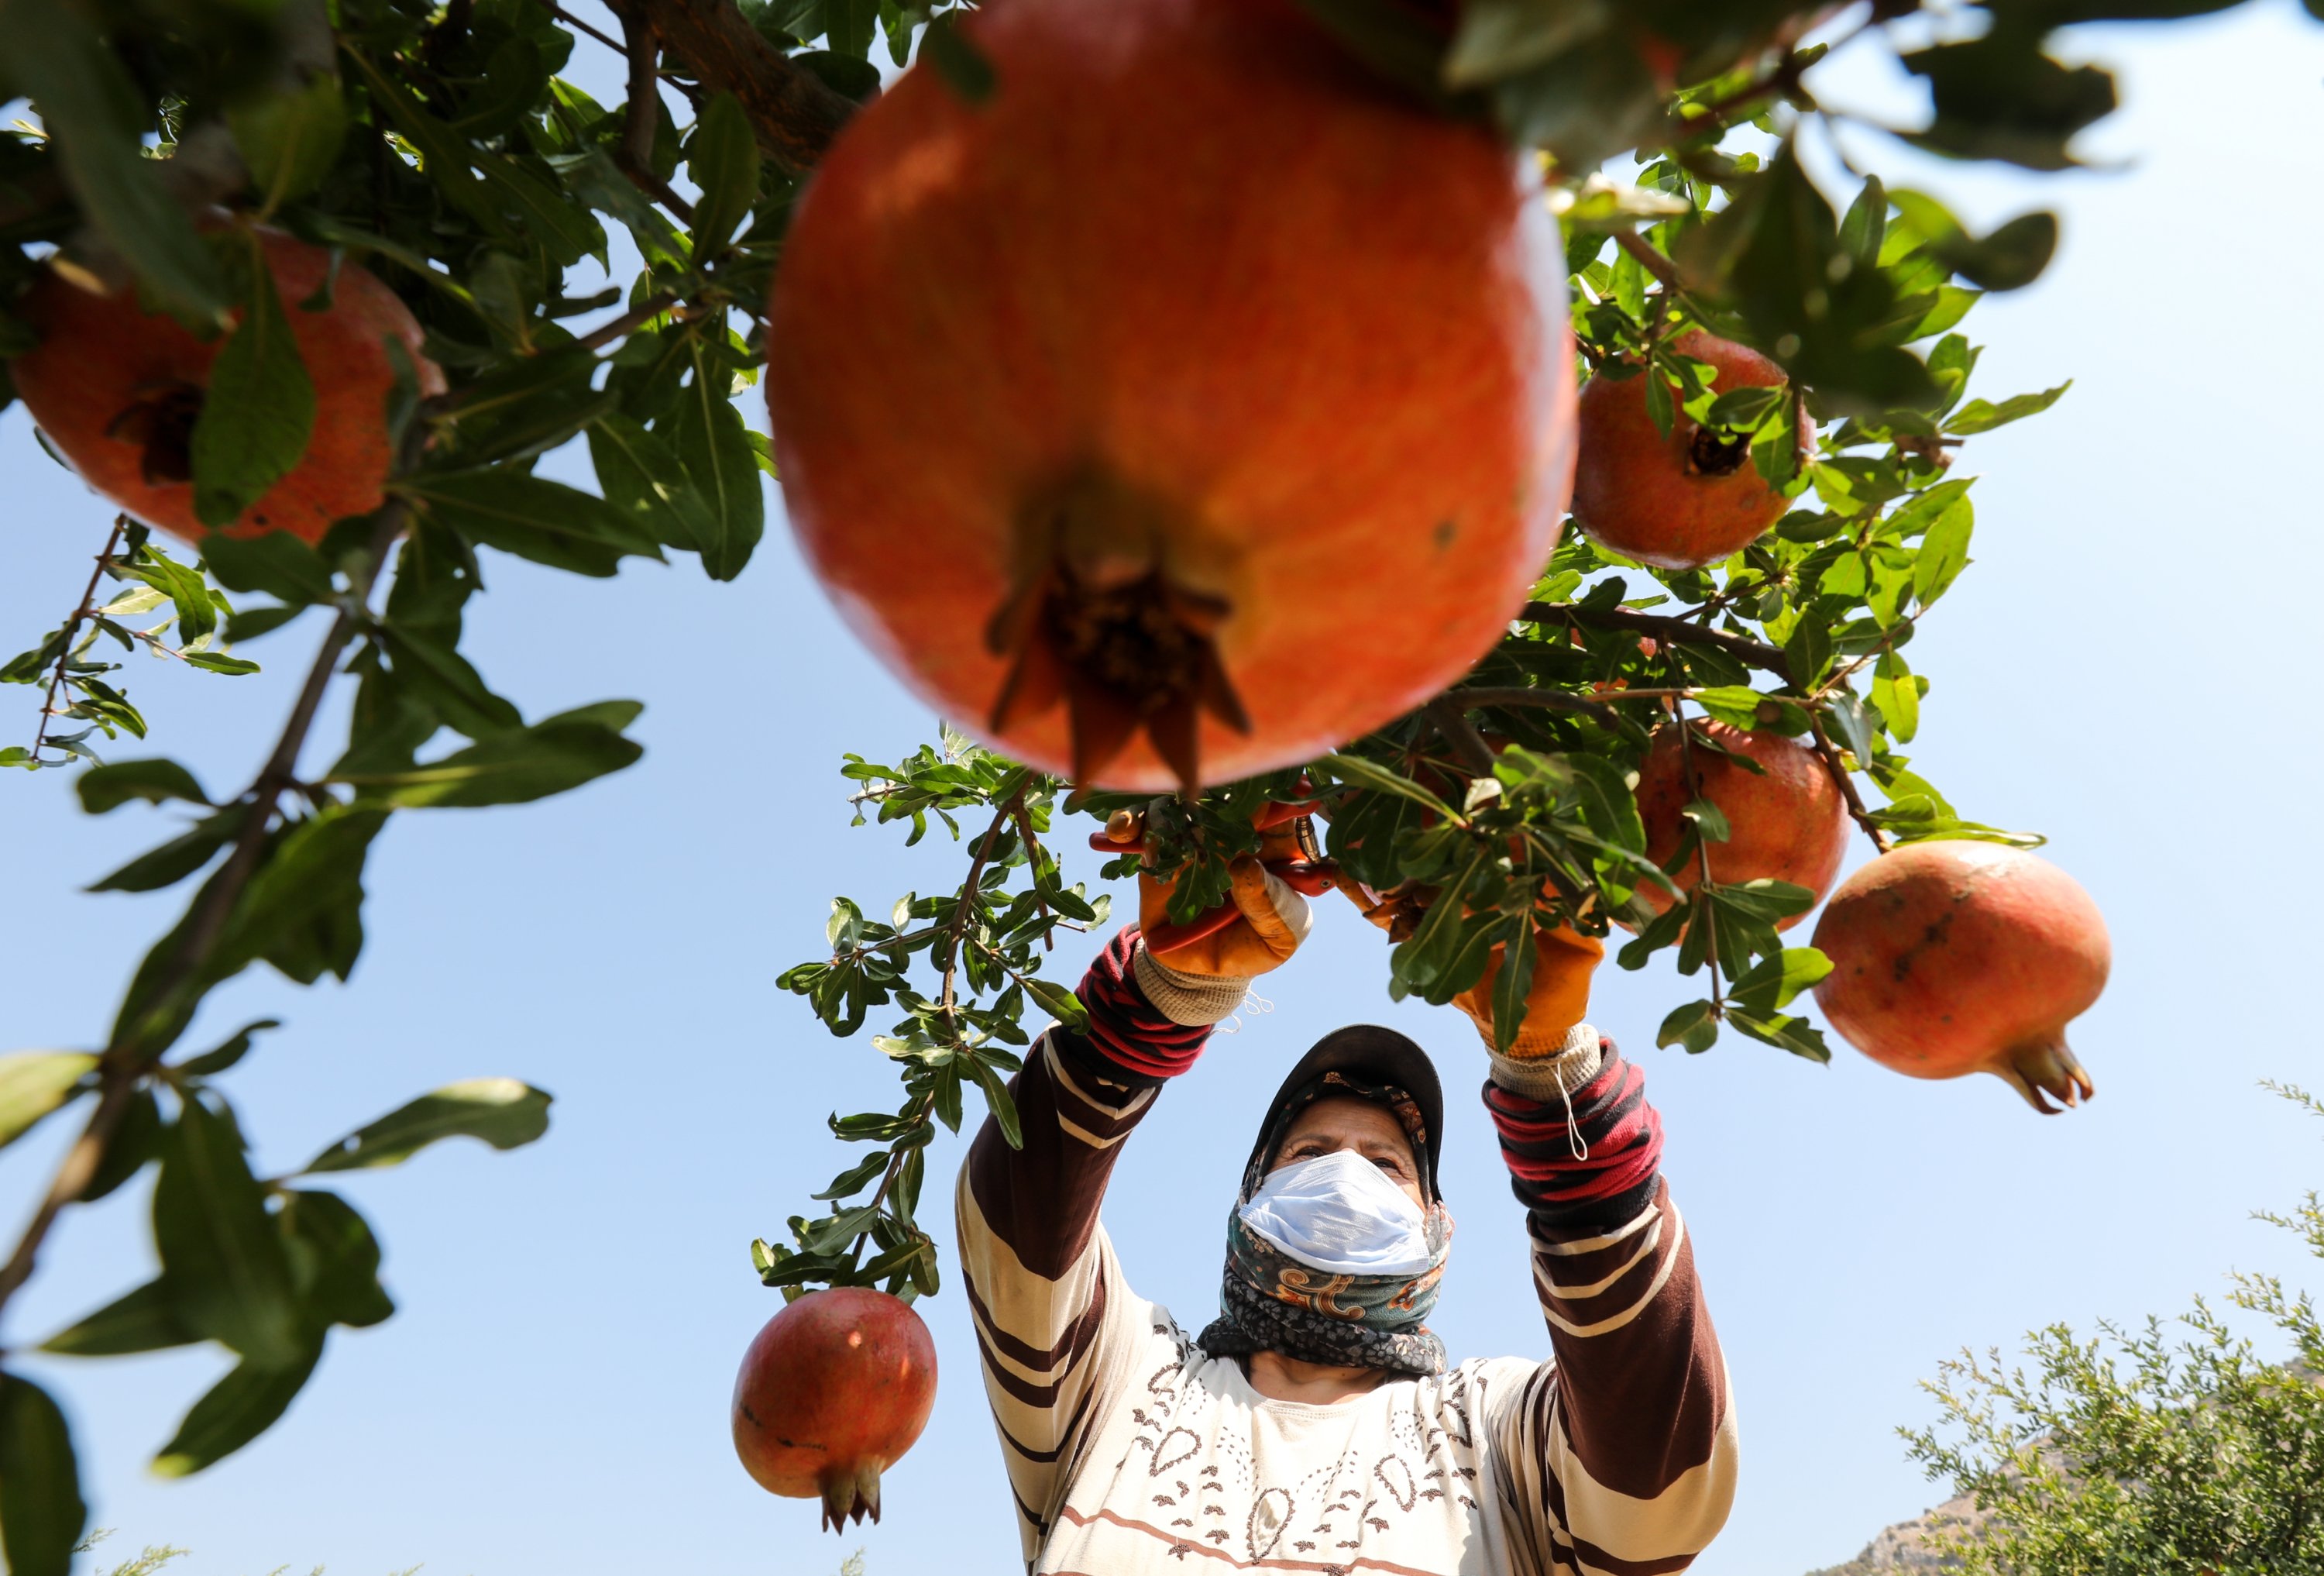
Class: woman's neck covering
1196,1068,1455,1375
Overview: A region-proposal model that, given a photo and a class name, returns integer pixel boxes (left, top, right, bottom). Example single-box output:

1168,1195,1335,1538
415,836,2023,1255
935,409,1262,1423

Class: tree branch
1523,600,1792,681
618,10,664,177
1807,711,1894,855
1441,685,1618,724
1613,228,1683,293
1424,697,1499,777
0,501,410,1328
28,517,127,761
937,788,1024,1013
602,0,858,170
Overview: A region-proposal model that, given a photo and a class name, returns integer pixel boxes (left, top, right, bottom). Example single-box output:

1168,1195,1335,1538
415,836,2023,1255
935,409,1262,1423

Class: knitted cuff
1132,944,1253,1027
1487,1024,1604,1102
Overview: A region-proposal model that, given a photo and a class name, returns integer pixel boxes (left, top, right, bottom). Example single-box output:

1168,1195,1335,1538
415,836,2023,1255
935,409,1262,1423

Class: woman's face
1268,1095,1425,1208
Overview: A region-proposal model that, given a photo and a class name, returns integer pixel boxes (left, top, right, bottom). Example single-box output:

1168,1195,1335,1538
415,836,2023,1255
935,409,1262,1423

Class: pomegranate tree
1812,841,2109,1113
1571,329,1813,570
767,0,1575,791
11,229,442,543
1632,720,1849,928
731,1287,938,1531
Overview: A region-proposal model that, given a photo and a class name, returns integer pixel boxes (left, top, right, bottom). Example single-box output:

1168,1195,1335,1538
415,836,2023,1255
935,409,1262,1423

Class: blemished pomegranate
1812,840,2109,1113
731,1287,938,1530
1632,719,1849,929
1571,329,1811,570
9,229,442,543
767,0,1575,791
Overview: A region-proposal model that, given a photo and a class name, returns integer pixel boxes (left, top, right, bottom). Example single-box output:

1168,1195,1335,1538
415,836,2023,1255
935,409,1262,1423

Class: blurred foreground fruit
1812,841,2109,1113
9,229,441,543
731,1287,937,1531
1572,329,1810,570
768,0,1575,791
1632,720,1848,930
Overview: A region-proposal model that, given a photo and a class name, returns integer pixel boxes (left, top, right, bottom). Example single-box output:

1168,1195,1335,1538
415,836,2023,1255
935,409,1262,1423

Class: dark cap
1243,1024,1446,1199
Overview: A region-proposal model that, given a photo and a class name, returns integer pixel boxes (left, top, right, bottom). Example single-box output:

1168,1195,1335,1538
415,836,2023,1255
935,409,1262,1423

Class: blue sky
3,6,2321,1573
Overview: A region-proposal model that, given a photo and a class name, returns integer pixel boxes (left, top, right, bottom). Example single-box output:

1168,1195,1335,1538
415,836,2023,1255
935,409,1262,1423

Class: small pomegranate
1572,329,1811,570
1632,719,1848,929
1812,841,2109,1113
10,229,442,543
768,0,1574,792
731,1287,937,1530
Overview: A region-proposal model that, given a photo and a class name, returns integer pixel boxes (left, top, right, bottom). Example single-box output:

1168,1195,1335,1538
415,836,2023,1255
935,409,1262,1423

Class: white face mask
1237,1148,1435,1278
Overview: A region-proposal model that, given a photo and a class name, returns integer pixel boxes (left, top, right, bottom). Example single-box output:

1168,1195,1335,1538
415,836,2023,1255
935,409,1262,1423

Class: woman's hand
1092,800,1330,979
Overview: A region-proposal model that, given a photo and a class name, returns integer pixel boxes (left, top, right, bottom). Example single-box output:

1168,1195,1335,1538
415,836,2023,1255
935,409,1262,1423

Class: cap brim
1247,1024,1446,1199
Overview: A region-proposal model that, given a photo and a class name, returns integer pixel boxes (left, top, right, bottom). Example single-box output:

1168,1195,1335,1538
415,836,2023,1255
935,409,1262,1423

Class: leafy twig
28,517,128,762
0,501,408,1327
937,787,1024,1013
1525,600,1792,679
1807,709,1894,854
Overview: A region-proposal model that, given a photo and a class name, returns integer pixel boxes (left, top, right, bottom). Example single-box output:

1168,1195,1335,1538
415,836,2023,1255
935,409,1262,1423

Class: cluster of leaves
1902,1084,2324,1574
766,731,1105,1300
2,522,265,773
0,0,983,1566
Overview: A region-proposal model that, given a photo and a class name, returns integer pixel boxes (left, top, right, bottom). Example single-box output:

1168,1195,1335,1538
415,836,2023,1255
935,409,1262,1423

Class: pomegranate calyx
818,1460,885,1533
103,379,207,487
986,563,1249,793
1685,423,1750,477
1987,1034,2095,1116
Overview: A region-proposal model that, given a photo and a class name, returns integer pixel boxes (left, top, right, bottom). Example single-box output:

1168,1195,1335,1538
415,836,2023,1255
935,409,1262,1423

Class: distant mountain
1803,1495,1979,1575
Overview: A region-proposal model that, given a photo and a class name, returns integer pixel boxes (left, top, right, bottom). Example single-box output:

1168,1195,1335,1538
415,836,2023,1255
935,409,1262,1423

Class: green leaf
552,147,688,270
968,1058,1023,1151
301,1078,552,1174
1023,977,1089,1034
920,11,996,102
347,52,511,239
229,73,349,212
0,1052,95,1152
670,356,765,580
1656,999,1720,1054
153,1095,302,1367
376,621,524,739
0,1371,88,1576
1726,1008,1833,1064
152,1341,324,1478
1945,381,2071,436
77,1086,161,1203
206,804,388,987
1873,650,1920,743
224,603,308,645
1728,946,1833,1015
1692,686,1764,729
77,758,211,814
686,93,761,258
1892,189,2061,287
280,1189,394,1330
12,9,228,322
190,240,318,528
333,705,643,808
1489,914,1537,1055
396,470,663,578
40,1278,196,1357
1913,494,1975,608
588,415,715,553
1317,752,1460,821
88,806,247,894
182,651,262,676
119,550,221,646
813,1151,891,1202
177,1018,278,1079
198,532,336,605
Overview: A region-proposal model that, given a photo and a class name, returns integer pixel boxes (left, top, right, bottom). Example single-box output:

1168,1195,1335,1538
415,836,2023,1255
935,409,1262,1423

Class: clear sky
2,6,2320,1574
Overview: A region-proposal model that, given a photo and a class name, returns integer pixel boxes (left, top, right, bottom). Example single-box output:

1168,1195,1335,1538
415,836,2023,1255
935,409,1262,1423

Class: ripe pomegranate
9,229,442,543
1571,329,1811,570
1812,841,2109,1113
768,0,1575,791
731,1287,937,1531
1631,719,1848,929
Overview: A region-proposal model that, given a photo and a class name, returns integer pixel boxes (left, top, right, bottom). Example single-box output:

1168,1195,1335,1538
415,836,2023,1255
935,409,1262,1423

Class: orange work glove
1335,876,1602,1058
1091,800,1332,980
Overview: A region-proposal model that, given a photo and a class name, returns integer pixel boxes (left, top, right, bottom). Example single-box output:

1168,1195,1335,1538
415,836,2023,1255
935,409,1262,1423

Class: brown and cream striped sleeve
1481,1041,1739,1574
953,930,1211,1560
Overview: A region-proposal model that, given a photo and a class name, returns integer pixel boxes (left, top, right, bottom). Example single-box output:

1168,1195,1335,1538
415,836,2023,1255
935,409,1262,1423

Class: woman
955,809,1737,1574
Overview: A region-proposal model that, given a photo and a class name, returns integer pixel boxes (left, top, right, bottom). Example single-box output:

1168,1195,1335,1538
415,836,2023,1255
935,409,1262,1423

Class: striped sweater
954,932,1738,1574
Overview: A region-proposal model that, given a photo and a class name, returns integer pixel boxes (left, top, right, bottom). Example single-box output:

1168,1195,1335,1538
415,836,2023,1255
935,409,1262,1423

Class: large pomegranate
1632,719,1849,929
9,229,442,543
731,1287,937,1530
1812,841,2109,1113
767,0,1575,792
1571,329,1811,570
